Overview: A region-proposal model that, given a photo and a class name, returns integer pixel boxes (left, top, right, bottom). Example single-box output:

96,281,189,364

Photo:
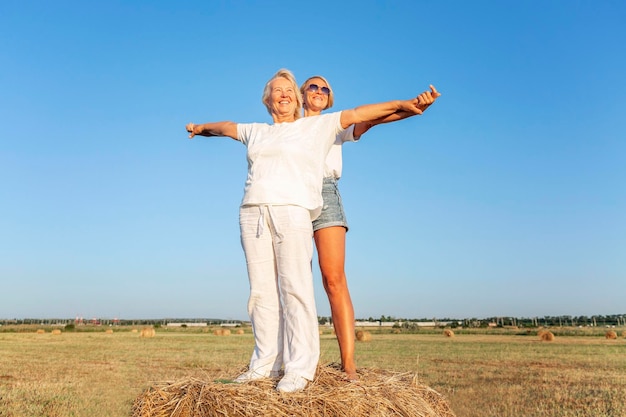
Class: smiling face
261,69,302,123
268,77,297,121
303,77,330,114
300,75,334,117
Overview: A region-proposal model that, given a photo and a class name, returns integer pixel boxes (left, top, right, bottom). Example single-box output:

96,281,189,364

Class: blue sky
1,1,624,321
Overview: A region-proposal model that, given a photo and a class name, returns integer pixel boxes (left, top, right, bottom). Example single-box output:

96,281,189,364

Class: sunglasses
306,83,331,95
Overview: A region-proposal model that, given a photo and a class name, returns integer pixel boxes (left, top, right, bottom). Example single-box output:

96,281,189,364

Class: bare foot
344,368,358,382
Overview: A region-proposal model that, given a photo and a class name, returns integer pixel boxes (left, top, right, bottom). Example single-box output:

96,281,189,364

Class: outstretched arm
352,85,441,136
353,111,414,137
185,121,238,140
340,99,419,130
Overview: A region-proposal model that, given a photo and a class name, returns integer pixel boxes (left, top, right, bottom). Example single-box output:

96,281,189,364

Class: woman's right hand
186,123,196,138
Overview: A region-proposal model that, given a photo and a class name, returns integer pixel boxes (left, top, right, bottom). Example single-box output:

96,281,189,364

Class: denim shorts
312,177,349,232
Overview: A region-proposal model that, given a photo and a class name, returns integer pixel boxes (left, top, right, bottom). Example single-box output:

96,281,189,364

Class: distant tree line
0,318,242,326
342,314,626,328
3,314,625,328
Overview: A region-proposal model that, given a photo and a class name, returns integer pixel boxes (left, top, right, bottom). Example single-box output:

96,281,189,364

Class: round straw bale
356,330,372,342
443,329,455,338
236,329,245,335
140,327,156,338
605,330,617,339
51,329,62,335
131,363,456,417
131,329,138,333
539,330,554,341
105,329,114,334
221,329,231,336
36,329,46,334
213,328,224,336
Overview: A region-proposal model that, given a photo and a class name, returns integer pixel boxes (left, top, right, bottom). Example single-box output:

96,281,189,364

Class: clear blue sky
1,1,624,321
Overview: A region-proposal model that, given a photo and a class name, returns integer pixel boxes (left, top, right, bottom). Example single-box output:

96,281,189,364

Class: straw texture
132,363,456,417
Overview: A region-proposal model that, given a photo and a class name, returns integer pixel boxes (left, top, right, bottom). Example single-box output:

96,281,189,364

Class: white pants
239,205,320,380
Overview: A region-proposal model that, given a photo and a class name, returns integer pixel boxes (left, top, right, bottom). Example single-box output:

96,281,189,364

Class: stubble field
0,326,624,417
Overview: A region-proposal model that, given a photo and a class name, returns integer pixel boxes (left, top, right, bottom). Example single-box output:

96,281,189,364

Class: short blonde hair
300,75,334,111
262,69,303,120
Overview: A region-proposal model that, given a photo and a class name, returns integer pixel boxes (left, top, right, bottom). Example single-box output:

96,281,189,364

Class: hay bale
213,329,224,336
51,329,62,335
538,330,554,342
443,329,454,338
221,329,231,336
236,329,245,335
356,330,372,342
140,328,156,338
131,329,138,333
36,329,46,334
105,329,114,334
605,330,617,340
131,363,456,417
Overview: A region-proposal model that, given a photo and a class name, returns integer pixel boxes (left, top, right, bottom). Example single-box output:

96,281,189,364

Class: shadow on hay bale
140,328,156,338
356,330,372,342
131,363,456,417
538,329,554,342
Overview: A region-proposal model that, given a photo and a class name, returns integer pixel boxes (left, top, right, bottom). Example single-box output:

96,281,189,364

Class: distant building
166,322,208,327
355,321,400,327
354,321,454,327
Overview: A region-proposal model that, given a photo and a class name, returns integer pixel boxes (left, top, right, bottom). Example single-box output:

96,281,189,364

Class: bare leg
314,226,357,380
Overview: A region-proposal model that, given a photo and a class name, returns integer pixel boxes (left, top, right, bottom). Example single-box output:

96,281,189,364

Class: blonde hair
262,69,303,120
300,75,334,111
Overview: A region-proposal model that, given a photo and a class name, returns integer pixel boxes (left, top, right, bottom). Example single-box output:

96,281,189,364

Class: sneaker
234,369,281,383
276,373,308,393
234,369,268,383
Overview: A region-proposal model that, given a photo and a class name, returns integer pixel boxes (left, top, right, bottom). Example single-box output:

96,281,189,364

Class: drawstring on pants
256,205,284,243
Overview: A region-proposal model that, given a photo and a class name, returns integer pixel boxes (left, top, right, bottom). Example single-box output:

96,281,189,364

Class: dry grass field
0,326,625,417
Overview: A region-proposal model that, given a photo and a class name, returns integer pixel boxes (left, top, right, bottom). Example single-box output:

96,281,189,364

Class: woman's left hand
416,85,441,111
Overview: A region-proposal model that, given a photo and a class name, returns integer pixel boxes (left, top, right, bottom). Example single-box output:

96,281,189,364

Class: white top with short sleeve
323,124,359,179
237,111,344,220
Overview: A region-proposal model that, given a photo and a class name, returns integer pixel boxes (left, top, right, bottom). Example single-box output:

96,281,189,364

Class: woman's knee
322,270,347,294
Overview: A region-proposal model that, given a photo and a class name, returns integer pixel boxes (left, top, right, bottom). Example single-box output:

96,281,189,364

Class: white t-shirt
237,111,345,220
323,124,359,179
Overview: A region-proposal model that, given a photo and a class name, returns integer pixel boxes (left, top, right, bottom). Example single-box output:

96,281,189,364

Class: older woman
186,68,428,392
300,76,440,381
